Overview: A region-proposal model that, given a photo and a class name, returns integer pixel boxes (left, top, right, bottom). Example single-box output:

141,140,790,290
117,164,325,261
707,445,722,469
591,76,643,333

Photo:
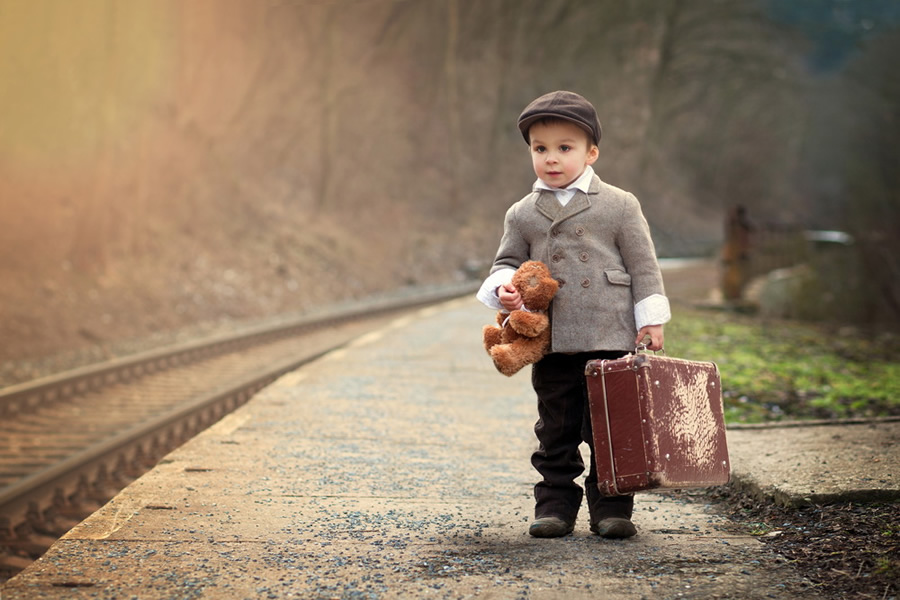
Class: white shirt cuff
476,268,516,310
634,294,671,330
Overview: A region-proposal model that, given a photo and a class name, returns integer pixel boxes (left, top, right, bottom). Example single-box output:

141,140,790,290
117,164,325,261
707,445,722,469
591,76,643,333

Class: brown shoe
591,517,637,539
529,516,574,538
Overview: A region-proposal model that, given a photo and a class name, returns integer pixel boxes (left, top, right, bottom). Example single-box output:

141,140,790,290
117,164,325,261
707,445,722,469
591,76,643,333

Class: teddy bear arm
508,311,549,337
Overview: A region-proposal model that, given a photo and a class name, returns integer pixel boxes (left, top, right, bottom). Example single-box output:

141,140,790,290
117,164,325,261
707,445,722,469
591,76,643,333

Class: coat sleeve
489,202,530,274
616,193,666,304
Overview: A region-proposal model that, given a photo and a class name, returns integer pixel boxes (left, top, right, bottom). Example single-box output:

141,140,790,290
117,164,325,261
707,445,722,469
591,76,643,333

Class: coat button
551,229,560,237
579,252,589,262
552,254,561,263
557,278,566,287
575,226,585,236
581,278,591,288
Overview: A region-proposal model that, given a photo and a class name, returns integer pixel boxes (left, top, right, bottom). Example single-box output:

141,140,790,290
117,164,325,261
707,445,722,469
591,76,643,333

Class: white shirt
476,166,671,330
533,164,596,207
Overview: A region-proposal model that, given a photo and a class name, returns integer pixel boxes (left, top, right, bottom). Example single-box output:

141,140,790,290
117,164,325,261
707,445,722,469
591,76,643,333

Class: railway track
0,283,476,582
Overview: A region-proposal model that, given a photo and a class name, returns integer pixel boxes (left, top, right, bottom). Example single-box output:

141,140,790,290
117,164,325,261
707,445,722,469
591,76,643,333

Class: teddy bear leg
515,339,550,367
483,325,504,352
489,344,526,377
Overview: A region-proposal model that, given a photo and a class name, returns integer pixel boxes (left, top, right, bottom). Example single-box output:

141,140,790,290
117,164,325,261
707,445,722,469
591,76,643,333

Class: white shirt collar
533,166,595,206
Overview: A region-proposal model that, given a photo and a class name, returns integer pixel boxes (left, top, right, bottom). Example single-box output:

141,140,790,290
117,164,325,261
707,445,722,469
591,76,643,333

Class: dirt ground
699,486,899,600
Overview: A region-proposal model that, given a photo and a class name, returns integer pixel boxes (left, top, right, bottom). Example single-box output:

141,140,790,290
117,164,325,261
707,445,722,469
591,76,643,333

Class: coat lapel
558,192,591,223
536,190,592,224
535,190,560,222
534,174,599,224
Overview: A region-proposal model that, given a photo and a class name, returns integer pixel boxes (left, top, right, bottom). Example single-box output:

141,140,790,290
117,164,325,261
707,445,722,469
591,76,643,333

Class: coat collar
534,173,600,223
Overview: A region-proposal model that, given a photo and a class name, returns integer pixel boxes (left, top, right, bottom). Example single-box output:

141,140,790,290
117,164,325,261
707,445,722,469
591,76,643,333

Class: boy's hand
635,325,664,351
497,283,523,311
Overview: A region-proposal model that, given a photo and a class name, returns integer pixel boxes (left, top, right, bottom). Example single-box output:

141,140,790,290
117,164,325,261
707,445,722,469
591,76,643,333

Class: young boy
477,90,670,539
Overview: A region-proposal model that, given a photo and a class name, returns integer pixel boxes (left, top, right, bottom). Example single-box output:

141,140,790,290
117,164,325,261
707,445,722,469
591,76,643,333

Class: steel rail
0,351,312,535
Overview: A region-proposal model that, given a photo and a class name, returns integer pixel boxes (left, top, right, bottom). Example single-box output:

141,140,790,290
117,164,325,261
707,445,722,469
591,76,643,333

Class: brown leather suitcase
585,353,730,496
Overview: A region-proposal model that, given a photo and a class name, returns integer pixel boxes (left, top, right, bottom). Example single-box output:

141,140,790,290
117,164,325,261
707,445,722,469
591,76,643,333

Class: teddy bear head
512,260,559,311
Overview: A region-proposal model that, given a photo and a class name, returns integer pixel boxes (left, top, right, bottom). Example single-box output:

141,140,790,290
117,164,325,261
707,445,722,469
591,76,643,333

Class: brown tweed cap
517,90,602,146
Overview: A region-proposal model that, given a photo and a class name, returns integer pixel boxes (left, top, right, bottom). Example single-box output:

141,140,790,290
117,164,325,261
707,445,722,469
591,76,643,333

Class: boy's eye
560,145,572,152
534,145,546,153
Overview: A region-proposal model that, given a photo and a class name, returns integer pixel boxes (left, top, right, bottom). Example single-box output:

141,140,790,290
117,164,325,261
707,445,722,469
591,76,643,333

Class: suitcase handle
635,343,666,355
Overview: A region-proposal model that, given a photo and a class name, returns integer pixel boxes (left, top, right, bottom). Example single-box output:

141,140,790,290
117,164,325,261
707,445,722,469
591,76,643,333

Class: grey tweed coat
489,174,665,353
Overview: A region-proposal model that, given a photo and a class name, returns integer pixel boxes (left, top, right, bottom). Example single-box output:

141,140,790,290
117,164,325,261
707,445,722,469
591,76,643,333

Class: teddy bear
482,260,559,376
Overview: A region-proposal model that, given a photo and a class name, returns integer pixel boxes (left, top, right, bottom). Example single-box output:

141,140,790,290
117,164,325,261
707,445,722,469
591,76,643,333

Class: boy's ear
586,144,599,165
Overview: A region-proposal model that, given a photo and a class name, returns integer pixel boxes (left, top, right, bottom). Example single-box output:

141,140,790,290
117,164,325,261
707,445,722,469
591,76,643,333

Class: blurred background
1,0,898,365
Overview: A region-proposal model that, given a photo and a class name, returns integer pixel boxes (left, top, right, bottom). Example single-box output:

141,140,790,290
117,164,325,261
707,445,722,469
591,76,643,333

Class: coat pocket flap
604,269,632,286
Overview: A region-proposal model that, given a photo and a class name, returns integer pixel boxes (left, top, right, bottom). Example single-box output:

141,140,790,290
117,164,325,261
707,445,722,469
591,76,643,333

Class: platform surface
5,295,895,599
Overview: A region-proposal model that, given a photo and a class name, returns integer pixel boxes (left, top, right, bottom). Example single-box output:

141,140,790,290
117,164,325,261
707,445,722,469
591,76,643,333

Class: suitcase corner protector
597,480,618,496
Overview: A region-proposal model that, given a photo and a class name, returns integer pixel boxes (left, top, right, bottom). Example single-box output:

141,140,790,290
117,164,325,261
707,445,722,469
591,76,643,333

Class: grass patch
665,307,900,423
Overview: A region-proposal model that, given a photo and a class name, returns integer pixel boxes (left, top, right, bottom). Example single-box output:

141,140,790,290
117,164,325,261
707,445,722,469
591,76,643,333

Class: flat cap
517,90,602,145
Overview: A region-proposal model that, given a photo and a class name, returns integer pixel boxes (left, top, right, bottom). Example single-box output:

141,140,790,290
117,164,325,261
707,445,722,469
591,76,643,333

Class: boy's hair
524,116,596,147
517,90,602,146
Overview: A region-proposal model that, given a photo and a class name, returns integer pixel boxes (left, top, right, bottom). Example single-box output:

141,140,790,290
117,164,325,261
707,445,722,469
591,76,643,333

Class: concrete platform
728,419,898,507
4,295,894,599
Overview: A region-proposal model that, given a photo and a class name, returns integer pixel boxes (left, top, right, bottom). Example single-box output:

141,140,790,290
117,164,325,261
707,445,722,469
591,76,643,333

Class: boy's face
528,120,599,189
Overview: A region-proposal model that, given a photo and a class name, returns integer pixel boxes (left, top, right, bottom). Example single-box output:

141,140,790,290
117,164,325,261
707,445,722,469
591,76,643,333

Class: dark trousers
531,351,634,523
